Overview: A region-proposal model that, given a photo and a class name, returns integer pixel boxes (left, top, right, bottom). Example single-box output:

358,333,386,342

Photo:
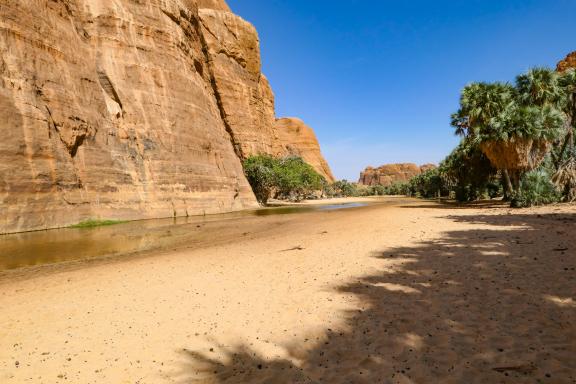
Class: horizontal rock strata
0,0,333,233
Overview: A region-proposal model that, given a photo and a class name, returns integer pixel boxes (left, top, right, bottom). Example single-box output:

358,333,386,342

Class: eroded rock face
198,7,278,158
197,4,334,177
358,163,436,186
197,0,231,12
274,118,335,182
0,0,260,233
557,51,576,72
0,0,334,233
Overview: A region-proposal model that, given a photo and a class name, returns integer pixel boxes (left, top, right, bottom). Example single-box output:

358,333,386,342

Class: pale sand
1,198,575,383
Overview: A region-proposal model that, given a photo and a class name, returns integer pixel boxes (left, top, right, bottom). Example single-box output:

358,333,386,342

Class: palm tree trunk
572,99,576,150
555,114,575,170
569,98,576,151
570,115,576,152
513,171,522,192
503,169,514,199
551,150,559,169
555,133,571,170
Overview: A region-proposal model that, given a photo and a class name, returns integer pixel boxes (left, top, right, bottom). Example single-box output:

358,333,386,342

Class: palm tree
485,103,565,190
516,67,571,170
553,157,576,202
558,68,576,151
516,67,564,107
452,73,566,196
553,68,576,200
451,82,515,137
451,82,517,195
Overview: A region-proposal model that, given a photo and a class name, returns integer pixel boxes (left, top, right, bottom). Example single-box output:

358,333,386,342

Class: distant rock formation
557,51,576,72
358,163,437,186
0,0,333,233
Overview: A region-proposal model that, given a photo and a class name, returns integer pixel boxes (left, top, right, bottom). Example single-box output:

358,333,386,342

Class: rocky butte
358,163,436,187
0,0,334,234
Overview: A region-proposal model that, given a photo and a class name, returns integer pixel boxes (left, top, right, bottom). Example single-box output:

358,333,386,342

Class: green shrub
243,155,278,204
275,157,326,201
440,140,498,201
356,183,409,196
365,185,383,196
386,183,409,195
328,180,359,197
70,219,126,228
486,182,502,199
455,185,474,202
408,169,443,198
511,169,560,207
243,155,326,204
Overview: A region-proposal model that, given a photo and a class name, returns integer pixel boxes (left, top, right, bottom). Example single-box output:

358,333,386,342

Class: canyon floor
1,197,575,383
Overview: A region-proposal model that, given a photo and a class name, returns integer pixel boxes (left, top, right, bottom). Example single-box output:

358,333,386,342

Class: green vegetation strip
69,219,127,228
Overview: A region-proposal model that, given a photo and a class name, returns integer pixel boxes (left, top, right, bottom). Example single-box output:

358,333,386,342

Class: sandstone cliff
359,163,436,186
274,118,335,182
198,6,277,158
197,0,231,12
557,51,576,72
0,0,333,233
197,5,334,181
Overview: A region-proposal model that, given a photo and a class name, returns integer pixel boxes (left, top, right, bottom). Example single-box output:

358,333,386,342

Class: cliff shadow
176,210,576,383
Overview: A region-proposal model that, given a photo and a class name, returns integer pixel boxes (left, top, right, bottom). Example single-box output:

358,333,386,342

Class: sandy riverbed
1,198,575,383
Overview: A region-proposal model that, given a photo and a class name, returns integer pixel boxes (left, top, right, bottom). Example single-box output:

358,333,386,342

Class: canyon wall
0,0,333,233
197,5,334,182
198,5,277,158
359,163,436,187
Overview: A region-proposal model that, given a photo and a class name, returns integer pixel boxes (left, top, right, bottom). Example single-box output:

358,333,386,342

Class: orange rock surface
557,51,576,72
359,163,436,186
274,118,335,182
0,0,333,233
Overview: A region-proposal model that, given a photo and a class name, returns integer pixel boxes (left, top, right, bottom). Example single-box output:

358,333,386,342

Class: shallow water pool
0,201,372,271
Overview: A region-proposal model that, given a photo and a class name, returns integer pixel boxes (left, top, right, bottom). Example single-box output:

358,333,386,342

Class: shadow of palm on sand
178,211,575,383
400,199,510,210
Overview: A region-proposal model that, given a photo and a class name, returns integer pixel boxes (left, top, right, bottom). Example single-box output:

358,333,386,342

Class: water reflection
0,202,372,271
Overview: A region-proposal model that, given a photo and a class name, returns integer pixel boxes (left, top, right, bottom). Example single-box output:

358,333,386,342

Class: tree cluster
243,155,326,204
408,67,576,207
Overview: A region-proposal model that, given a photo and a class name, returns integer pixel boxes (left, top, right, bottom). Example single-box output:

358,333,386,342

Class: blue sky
226,0,576,181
